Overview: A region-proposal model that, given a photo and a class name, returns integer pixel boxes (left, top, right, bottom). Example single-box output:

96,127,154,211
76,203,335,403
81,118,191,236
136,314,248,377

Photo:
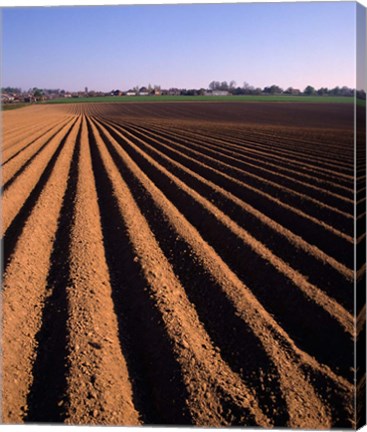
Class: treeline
208,81,365,98
1,87,64,97
3,84,366,100
1,87,22,94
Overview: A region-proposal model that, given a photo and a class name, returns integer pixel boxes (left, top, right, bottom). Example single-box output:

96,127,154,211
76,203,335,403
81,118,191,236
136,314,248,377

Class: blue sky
2,2,356,91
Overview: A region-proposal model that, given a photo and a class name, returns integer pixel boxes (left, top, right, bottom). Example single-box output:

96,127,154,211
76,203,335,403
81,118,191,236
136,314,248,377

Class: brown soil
1,102,358,427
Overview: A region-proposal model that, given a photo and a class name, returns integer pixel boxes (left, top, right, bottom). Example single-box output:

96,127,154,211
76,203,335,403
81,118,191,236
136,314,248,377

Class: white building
204,90,229,96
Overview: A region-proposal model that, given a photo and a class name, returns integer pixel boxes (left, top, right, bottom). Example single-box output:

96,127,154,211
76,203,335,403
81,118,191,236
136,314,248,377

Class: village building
204,90,229,96
138,86,150,96
168,88,180,96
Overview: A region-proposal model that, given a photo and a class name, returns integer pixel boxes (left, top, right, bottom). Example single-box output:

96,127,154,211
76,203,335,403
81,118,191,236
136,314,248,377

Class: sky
357,2,366,91
2,2,357,92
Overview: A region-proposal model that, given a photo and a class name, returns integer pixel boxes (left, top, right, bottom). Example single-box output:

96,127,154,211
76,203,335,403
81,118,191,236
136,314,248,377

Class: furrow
1,116,80,423
2,116,64,150
2,118,77,236
101,117,353,227
166,117,353,161
129,121,354,204
88,117,272,427
357,264,366,281
157,122,354,180
95,119,353,309
237,136,353,166
186,124,354,172
3,120,50,150
224,132,353,170
3,117,76,188
2,103,356,428
95,119,354,377
99,116,353,268
119,123,354,224
2,117,72,166
24,120,82,423
89,122,193,425
63,117,140,425
92,116,353,428
2,119,78,270
3,107,72,145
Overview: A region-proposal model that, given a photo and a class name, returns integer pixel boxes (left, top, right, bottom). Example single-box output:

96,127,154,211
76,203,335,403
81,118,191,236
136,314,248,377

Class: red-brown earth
1,102,363,427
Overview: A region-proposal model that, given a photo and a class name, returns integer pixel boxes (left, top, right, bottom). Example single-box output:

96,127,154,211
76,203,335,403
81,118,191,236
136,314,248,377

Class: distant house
154,88,161,96
168,88,180,96
23,95,36,103
1,94,14,103
138,87,150,96
284,87,301,96
205,90,229,96
126,90,136,96
290,89,301,95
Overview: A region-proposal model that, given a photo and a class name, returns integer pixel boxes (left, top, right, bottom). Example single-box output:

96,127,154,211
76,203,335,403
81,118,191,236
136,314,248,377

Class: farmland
1,101,360,427
45,95,355,104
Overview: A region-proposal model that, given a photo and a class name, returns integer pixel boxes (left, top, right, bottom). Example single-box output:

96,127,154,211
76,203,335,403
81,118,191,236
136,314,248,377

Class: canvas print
1,1,366,428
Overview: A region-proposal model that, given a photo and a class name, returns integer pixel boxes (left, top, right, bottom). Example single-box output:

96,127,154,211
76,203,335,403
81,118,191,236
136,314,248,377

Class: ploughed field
2,102,359,427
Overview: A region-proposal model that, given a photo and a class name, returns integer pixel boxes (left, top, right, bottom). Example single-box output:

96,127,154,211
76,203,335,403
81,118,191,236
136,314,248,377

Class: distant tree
242,82,255,95
231,87,243,95
180,88,198,96
329,86,340,96
263,85,283,95
304,85,316,96
220,81,229,91
357,89,366,100
1,87,21,94
340,86,353,96
317,87,329,96
209,81,216,90
284,87,301,95
133,85,140,93
32,87,44,100
227,81,237,94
